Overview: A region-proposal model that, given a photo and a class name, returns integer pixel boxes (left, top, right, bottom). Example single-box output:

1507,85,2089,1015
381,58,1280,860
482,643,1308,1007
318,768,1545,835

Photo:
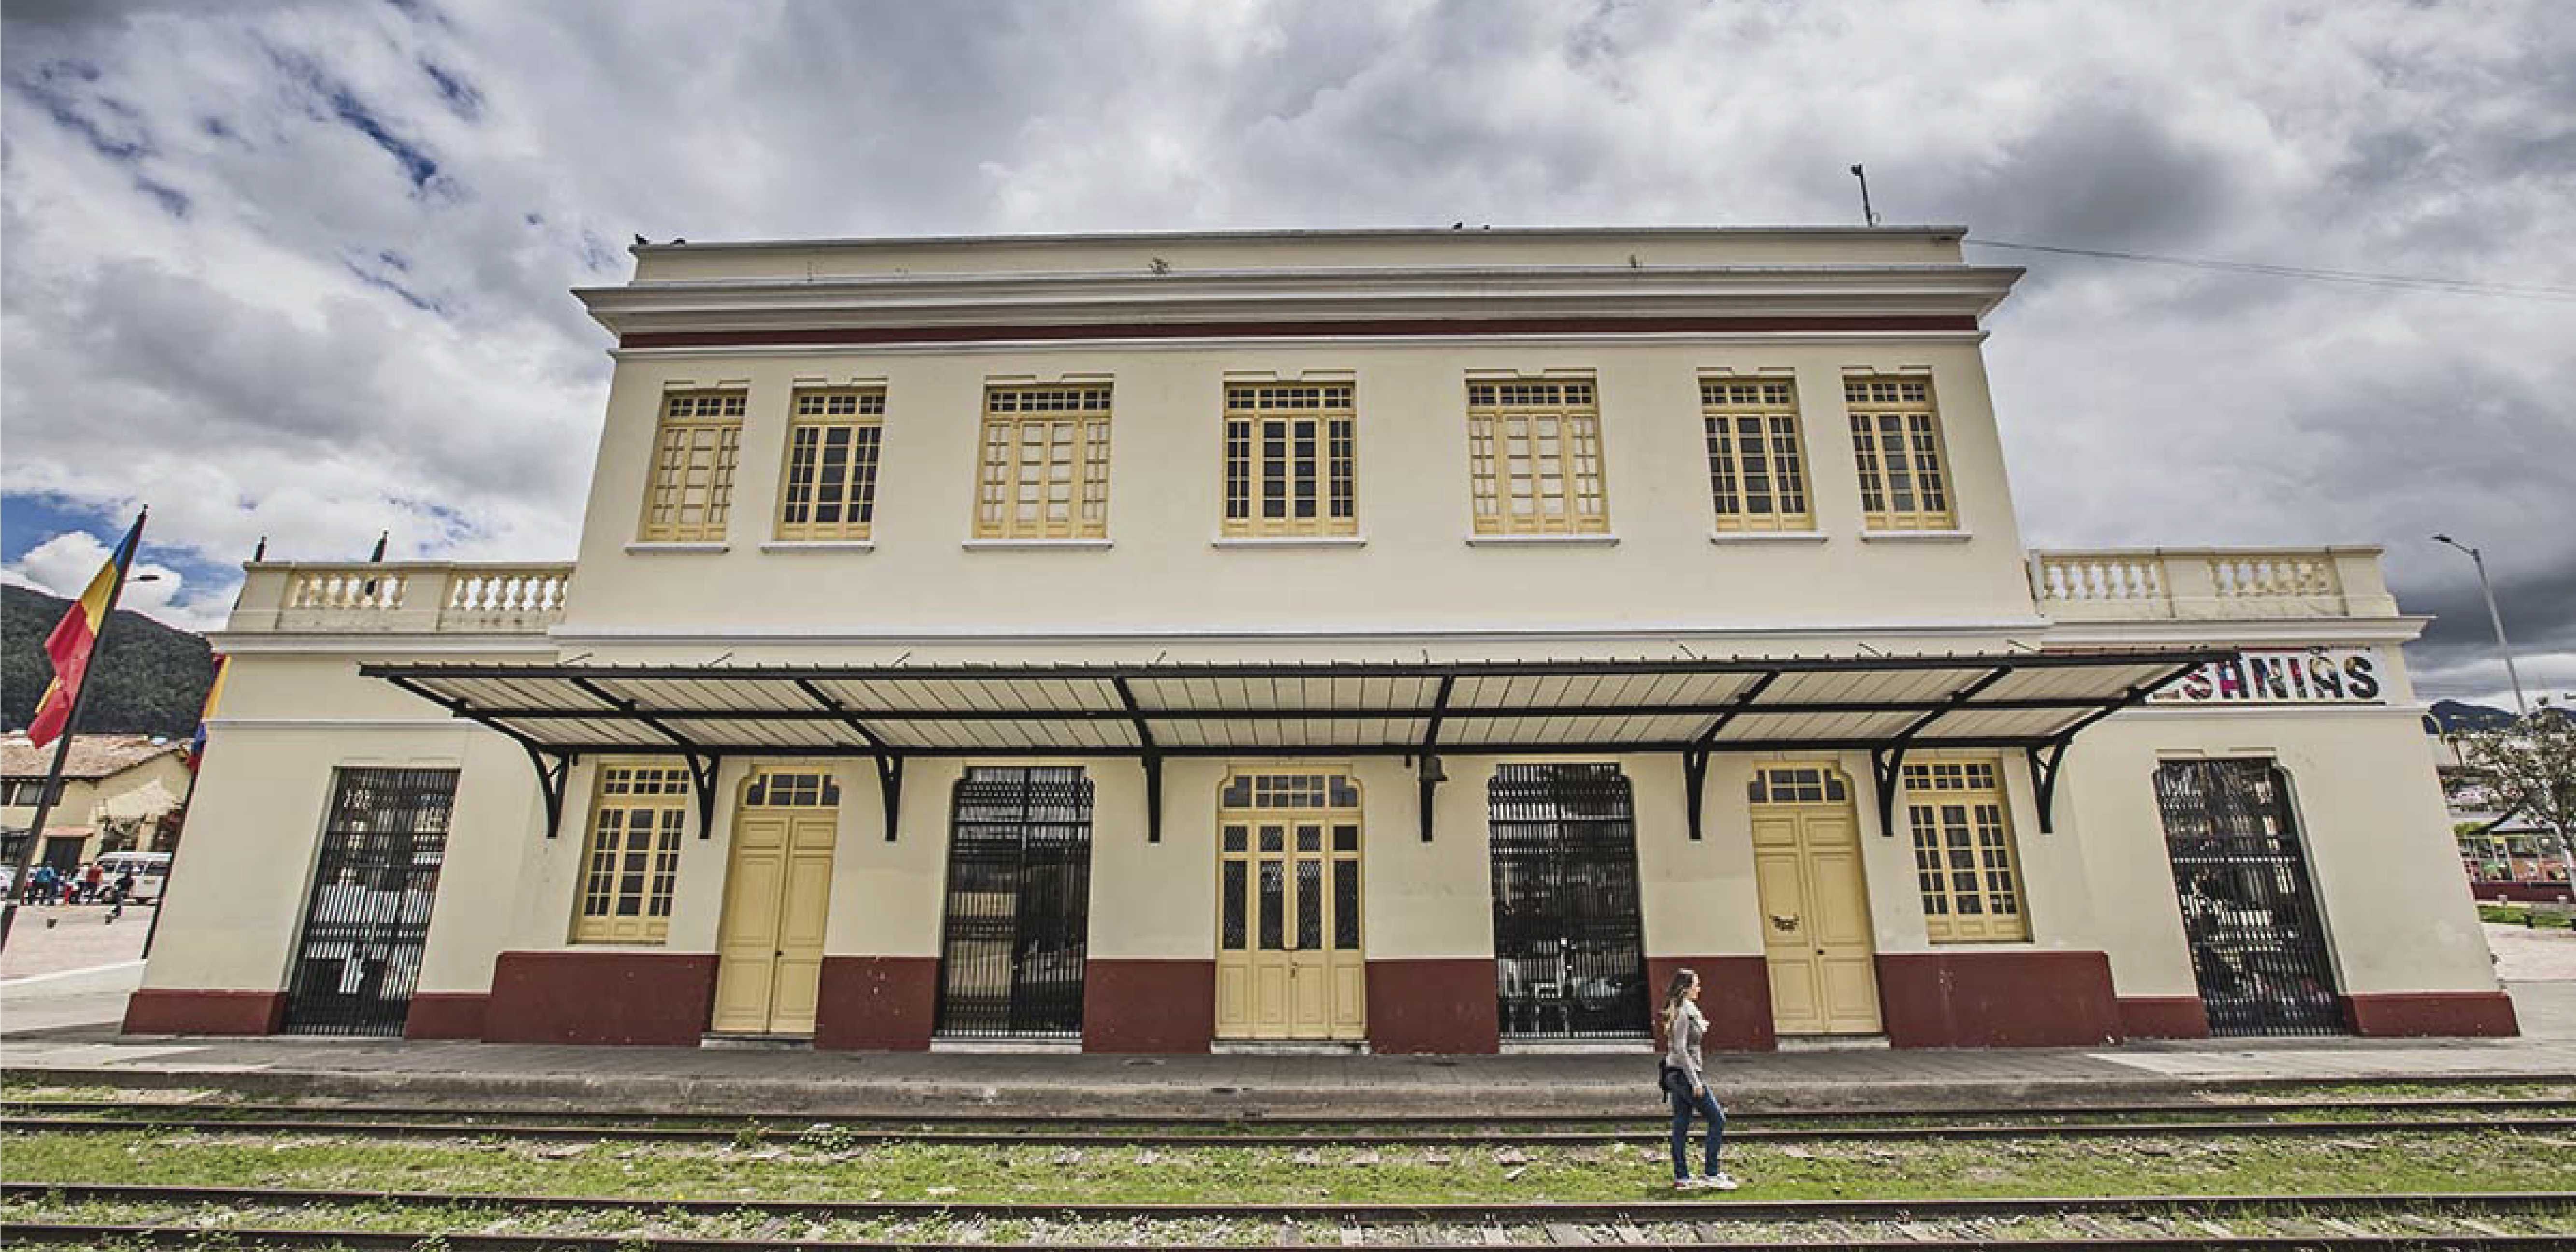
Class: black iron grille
1488,762,1650,1039
281,768,458,1037
2154,759,2345,1038
935,767,1094,1039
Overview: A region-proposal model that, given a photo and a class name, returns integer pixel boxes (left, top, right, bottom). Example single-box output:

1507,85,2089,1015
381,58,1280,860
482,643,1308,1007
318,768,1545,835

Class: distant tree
2461,699,2576,858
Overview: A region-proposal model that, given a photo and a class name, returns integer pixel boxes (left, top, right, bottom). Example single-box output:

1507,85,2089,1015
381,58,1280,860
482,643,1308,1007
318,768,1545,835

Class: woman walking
1659,967,1738,1191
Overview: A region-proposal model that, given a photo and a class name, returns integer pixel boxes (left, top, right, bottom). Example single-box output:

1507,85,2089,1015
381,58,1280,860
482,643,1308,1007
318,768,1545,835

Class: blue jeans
1669,1080,1725,1179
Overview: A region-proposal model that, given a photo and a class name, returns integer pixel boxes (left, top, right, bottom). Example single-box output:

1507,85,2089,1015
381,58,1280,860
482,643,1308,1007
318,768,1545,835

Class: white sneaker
1703,1171,1741,1191
1671,1175,1698,1190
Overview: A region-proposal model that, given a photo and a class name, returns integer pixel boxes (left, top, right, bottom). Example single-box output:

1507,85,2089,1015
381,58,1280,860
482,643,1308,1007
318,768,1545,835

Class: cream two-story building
130,226,2508,1050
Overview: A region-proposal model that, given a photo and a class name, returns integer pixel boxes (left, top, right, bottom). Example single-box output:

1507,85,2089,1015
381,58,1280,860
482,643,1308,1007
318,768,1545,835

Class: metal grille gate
281,768,458,1037
1488,763,1651,1039
2153,759,2344,1037
936,767,1094,1039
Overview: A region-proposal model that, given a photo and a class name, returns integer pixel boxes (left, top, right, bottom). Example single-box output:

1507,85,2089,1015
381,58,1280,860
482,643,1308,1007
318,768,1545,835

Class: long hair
1661,967,1698,1036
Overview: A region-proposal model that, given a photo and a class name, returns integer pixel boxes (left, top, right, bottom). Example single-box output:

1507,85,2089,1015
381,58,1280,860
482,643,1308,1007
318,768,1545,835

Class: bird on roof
633,233,648,245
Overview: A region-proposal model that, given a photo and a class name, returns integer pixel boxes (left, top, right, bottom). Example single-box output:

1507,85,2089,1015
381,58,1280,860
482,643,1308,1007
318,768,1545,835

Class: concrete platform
6,981,2573,1118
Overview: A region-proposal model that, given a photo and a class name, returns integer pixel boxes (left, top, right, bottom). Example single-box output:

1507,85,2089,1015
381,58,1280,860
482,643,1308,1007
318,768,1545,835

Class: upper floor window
1845,376,1955,530
1904,759,2028,942
976,384,1112,540
639,390,745,542
1223,383,1357,538
777,388,885,541
1702,378,1813,533
575,764,690,944
1466,377,1609,536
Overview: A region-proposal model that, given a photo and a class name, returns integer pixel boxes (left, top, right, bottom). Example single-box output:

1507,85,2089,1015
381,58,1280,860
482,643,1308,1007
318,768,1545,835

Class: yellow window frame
1702,377,1814,532
1844,376,1957,530
775,388,886,541
975,384,1112,539
573,763,692,944
638,390,746,542
1902,758,2030,943
1466,377,1609,536
1221,382,1359,538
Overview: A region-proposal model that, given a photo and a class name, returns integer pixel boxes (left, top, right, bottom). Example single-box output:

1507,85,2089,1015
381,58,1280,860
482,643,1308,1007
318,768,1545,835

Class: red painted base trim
813,956,939,1051
121,989,285,1036
1876,950,2121,1048
2116,996,2211,1040
2473,882,2575,903
2343,991,2520,1038
1647,956,1775,1052
622,315,1983,352
483,951,718,1046
1082,959,1214,1053
403,993,490,1040
1365,958,1500,1054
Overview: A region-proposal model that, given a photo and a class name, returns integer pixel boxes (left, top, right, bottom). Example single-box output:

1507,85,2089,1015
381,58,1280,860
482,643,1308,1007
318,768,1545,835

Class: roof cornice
576,264,2024,338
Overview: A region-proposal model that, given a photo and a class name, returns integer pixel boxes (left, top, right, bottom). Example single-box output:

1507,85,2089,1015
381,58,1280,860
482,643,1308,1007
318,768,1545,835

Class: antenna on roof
1849,164,1880,227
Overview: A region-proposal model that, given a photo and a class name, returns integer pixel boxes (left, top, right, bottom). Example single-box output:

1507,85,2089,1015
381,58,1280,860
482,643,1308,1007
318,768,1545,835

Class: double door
1749,766,1882,1036
711,770,840,1037
1216,771,1365,1040
2154,759,2342,1037
282,768,456,1037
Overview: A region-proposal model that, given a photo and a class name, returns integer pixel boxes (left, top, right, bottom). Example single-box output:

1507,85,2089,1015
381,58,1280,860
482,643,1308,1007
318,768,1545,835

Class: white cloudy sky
3,0,2570,709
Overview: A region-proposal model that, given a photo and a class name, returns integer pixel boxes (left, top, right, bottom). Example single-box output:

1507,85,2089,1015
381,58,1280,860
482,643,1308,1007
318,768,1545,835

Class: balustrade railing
2031,547,2388,621
244,563,572,634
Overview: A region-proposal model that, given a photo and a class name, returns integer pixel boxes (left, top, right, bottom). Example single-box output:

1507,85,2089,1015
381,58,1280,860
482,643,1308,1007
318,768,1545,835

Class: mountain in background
2426,699,2523,734
1,583,217,740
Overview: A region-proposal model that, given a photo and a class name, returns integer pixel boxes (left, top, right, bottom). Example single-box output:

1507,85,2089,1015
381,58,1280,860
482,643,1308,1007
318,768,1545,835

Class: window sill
1709,530,1828,544
961,538,1114,552
1465,533,1620,548
760,540,876,552
1211,535,1367,549
623,541,729,554
1859,529,1974,543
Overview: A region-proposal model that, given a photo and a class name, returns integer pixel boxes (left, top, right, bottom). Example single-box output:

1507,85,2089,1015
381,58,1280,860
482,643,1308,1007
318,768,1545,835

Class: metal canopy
361,649,2225,846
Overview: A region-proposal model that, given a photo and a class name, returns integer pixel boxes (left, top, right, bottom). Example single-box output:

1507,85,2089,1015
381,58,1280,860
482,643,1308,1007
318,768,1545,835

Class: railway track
8,1094,2568,1125
2,1184,2570,1248
3,1223,2569,1250
7,1110,2568,1145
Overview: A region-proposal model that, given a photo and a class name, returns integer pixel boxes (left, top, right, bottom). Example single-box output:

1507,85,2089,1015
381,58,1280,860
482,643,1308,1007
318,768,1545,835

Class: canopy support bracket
874,754,904,844
573,675,722,839
2026,739,2072,835
1682,670,1781,841
1418,675,1456,843
1869,666,2015,838
524,742,575,840
794,678,906,841
1113,678,1163,844
1870,746,1908,840
1682,746,1711,842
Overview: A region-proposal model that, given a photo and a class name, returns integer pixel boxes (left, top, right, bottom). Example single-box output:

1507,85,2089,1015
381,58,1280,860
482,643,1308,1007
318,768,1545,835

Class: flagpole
0,509,147,954
142,654,223,961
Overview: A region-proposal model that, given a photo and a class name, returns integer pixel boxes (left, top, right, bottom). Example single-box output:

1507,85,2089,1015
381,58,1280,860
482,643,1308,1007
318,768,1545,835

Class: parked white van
94,851,171,903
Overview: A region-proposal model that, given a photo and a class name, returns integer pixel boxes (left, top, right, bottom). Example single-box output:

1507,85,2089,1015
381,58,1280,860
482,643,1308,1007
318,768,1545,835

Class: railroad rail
3,1223,2568,1251
0,1190,2565,1247
5,1181,2571,1224
7,1110,2568,1145
6,1093,2566,1125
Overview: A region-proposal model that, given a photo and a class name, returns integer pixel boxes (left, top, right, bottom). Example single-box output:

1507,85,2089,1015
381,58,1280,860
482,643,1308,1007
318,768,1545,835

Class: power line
1963,237,2576,302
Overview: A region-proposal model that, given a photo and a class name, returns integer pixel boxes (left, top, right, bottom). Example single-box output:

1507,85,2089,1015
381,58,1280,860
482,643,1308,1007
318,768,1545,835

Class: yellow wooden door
710,771,840,1036
1749,767,1882,1037
712,812,789,1034
1217,773,1365,1040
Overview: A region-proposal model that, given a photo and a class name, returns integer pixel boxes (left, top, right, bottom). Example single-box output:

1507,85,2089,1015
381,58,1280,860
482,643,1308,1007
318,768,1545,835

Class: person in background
82,860,105,904
1658,967,1739,1192
29,864,59,905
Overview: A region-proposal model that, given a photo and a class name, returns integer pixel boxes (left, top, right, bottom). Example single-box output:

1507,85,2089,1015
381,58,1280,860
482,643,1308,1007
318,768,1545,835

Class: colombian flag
28,513,146,749
188,653,231,769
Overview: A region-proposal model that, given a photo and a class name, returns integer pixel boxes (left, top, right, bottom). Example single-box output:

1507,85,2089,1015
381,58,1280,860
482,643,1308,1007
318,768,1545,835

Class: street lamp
2432,535,2528,716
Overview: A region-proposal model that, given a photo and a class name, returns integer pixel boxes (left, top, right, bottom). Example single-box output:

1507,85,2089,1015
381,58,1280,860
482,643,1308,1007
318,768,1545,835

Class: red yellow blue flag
28,513,146,749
